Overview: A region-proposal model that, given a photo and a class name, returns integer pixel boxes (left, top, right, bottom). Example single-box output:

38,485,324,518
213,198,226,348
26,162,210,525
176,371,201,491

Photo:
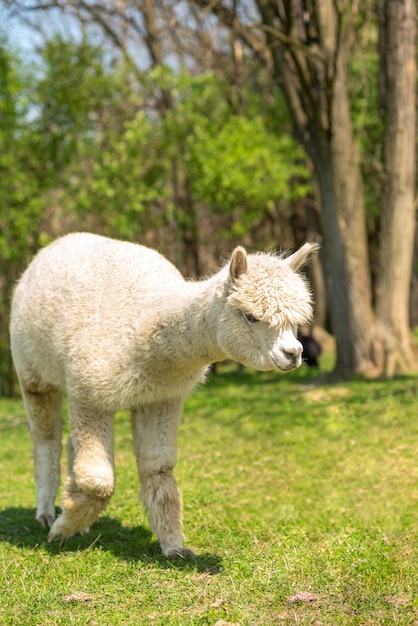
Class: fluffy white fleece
10,233,318,557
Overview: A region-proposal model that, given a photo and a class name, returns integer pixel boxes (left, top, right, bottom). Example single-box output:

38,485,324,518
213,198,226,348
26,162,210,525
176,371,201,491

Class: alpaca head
216,242,319,372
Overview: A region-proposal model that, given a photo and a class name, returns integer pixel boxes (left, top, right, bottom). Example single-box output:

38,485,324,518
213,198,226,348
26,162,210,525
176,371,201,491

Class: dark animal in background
298,331,322,368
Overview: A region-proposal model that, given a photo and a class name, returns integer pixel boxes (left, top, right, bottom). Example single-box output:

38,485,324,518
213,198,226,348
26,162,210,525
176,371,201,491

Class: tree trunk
327,46,378,377
313,141,377,378
171,164,202,277
410,226,418,327
290,198,327,328
375,0,417,375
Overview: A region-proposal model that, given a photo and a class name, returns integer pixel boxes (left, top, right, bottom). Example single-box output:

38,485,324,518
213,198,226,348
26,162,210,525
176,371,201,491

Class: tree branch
190,0,272,68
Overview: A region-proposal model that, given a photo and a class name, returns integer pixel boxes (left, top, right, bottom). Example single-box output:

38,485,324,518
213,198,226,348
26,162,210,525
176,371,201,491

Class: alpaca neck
151,272,227,369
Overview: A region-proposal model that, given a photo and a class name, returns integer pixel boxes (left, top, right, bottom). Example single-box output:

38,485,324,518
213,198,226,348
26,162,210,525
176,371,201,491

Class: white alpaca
10,233,318,557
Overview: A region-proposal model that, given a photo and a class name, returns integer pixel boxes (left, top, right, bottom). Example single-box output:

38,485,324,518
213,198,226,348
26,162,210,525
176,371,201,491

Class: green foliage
64,110,168,237
47,60,309,241
0,43,43,262
0,40,20,130
155,69,311,240
0,43,45,395
0,360,417,624
0,35,310,250
189,115,309,236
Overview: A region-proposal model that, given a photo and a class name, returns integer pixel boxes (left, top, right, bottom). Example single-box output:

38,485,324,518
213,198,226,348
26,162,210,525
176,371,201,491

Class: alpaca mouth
271,353,301,371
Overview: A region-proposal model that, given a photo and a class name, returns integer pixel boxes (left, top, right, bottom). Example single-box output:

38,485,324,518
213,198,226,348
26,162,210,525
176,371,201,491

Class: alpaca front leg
49,400,115,543
19,381,63,529
132,399,195,558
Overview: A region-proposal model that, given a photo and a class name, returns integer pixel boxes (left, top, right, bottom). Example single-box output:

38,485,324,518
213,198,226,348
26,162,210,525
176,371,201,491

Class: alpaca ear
229,246,248,281
283,242,320,271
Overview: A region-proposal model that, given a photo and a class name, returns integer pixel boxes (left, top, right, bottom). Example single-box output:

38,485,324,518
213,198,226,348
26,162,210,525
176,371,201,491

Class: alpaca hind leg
49,400,115,542
19,376,63,529
132,399,195,558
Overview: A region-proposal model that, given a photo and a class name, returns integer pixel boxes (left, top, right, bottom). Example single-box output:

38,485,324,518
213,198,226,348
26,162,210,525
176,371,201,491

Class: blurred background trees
0,0,416,394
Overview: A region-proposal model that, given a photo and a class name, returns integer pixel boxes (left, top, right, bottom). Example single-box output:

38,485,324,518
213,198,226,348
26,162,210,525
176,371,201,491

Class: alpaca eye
244,313,259,323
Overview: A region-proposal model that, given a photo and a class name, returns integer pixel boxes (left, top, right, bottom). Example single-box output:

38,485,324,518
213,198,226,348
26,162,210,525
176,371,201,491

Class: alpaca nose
283,341,303,359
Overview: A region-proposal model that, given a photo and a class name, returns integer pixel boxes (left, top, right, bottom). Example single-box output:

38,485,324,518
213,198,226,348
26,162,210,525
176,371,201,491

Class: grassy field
0,355,417,625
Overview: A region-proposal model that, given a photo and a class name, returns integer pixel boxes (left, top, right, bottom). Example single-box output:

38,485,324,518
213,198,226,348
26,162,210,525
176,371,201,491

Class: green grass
1,356,417,625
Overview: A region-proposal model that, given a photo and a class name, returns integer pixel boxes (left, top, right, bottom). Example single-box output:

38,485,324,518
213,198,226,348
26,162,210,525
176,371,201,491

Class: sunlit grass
1,356,417,625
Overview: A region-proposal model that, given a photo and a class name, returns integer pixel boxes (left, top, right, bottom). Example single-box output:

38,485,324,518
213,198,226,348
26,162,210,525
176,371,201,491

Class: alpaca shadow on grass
0,507,223,574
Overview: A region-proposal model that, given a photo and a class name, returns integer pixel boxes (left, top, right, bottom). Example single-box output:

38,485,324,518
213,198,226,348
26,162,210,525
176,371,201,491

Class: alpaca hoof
49,534,67,549
37,512,55,529
48,527,91,548
48,526,68,546
164,546,196,559
48,517,67,542
48,516,79,544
